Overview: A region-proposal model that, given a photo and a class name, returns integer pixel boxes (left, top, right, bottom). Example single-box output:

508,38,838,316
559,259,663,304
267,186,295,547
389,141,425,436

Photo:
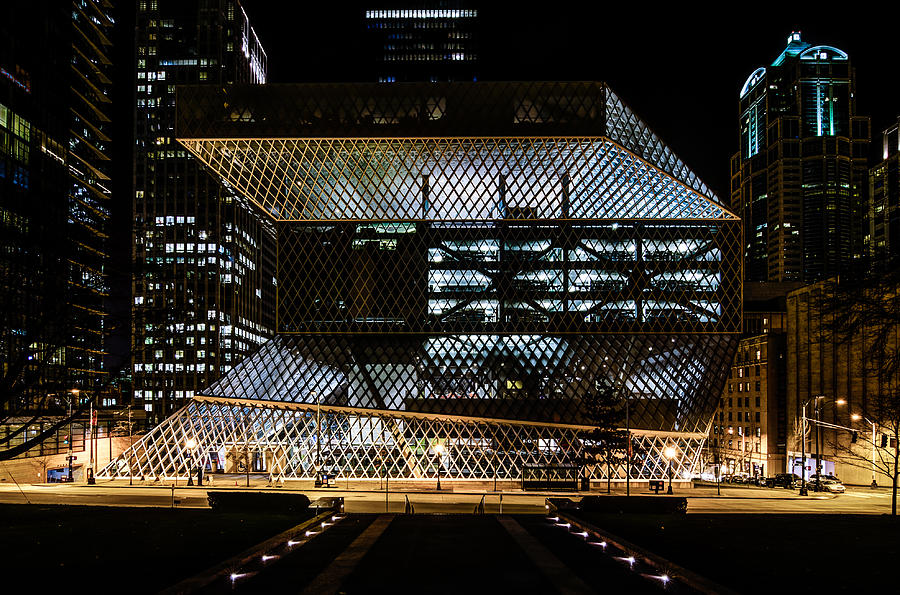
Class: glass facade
103,82,741,482
1,1,113,408
869,118,900,273
131,0,276,423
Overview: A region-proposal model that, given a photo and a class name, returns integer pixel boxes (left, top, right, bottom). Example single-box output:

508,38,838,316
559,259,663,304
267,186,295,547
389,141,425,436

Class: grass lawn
573,512,900,592
0,504,308,593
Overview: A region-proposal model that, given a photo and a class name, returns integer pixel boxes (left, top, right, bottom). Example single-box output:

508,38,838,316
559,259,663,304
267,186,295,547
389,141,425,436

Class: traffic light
851,431,858,443
880,434,889,448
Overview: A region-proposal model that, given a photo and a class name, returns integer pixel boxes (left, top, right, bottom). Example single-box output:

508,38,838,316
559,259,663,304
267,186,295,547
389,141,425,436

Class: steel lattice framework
104,396,706,482
102,82,740,482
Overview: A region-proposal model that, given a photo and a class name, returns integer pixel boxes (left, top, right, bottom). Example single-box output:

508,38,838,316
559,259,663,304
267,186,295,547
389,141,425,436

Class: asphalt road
0,481,894,514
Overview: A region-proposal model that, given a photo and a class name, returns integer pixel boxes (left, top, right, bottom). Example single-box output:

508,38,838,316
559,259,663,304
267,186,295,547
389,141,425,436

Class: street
0,480,893,514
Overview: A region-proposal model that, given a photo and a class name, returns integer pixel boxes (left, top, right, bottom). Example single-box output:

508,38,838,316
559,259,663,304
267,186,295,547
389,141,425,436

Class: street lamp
313,392,321,484
185,437,197,486
433,442,445,491
663,446,677,495
851,413,878,488
799,396,824,496
66,389,79,482
801,395,844,494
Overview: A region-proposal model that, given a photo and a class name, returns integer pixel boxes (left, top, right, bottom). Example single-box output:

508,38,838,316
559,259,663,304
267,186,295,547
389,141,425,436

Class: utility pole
815,399,822,491
625,393,630,497
867,417,877,488
67,390,77,481
88,398,94,484
128,405,134,486
314,392,320,484
800,400,808,496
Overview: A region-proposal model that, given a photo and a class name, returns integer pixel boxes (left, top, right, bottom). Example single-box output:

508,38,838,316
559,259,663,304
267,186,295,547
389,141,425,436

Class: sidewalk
60,476,840,500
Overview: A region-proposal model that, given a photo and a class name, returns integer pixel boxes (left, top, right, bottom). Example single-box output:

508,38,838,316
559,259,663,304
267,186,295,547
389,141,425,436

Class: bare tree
819,275,900,515
578,383,628,493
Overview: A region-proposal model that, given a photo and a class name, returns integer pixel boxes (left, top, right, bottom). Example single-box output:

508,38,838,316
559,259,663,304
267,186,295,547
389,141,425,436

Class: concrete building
707,282,801,479
710,333,786,479
785,281,897,486
131,0,276,423
869,117,900,273
732,31,870,283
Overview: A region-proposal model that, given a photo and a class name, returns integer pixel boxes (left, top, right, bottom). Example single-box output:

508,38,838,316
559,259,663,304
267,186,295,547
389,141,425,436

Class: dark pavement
220,514,669,594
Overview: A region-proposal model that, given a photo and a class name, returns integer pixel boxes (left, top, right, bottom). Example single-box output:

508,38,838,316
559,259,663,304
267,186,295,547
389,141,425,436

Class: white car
818,479,846,493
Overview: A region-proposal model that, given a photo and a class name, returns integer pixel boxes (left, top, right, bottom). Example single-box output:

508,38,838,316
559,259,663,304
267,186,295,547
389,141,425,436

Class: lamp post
128,405,134,486
664,445,677,495
799,397,822,496
185,437,197,486
814,398,823,491
67,389,79,482
625,392,630,497
851,414,878,488
434,442,444,491
801,395,843,493
313,392,321,483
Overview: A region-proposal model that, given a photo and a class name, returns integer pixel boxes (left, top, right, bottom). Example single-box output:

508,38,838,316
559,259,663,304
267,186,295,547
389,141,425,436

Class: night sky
242,2,898,199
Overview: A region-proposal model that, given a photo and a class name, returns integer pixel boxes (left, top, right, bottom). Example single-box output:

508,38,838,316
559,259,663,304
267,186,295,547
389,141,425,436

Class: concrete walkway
300,515,395,595
498,516,594,594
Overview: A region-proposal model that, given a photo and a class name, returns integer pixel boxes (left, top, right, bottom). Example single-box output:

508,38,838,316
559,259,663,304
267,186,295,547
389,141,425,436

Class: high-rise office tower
1,1,114,405
132,0,275,423
869,117,900,273
364,2,478,82
732,32,870,282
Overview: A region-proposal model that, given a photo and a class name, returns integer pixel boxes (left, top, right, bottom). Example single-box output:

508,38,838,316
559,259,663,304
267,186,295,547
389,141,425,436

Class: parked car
808,473,841,484
767,473,802,489
818,479,846,493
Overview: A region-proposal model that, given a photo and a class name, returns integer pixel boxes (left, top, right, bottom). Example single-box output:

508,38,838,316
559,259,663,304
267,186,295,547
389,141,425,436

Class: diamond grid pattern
174,82,718,200
180,137,731,222
195,334,736,434
276,219,741,334
102,82,742,482
100,397,706,482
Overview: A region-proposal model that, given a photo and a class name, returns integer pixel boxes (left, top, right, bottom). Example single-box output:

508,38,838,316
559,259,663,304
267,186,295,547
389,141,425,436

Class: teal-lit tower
731,31,870,282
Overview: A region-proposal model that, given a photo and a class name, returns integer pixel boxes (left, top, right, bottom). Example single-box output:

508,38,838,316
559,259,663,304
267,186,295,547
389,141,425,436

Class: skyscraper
132,0,275,423
732,32,870,282
1,1,114,405
364,3,478,82
869,117,900,273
